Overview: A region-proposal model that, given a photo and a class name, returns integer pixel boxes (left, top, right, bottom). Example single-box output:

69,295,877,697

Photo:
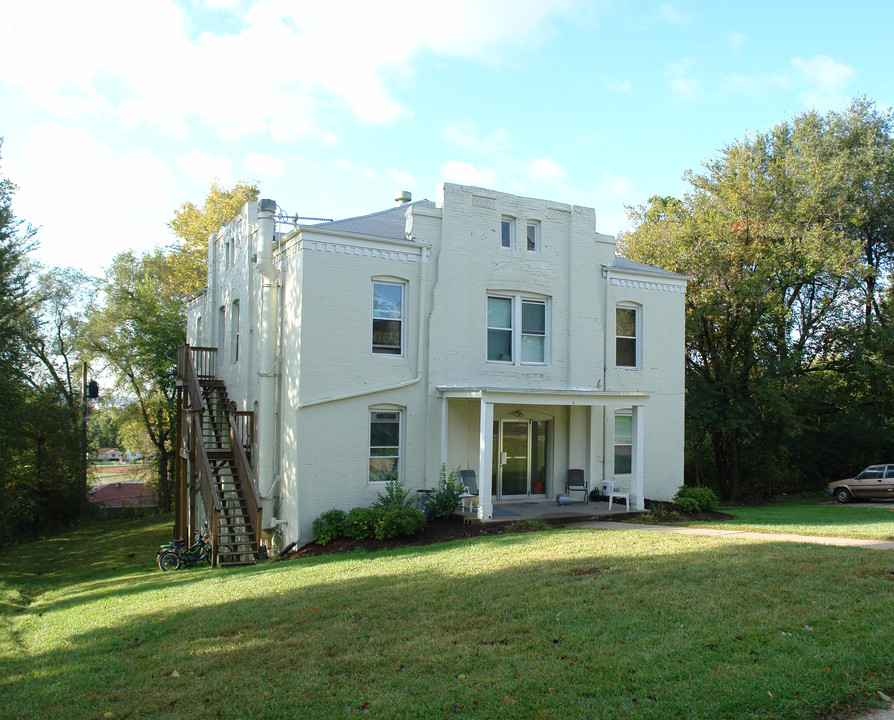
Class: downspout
256,198,280,529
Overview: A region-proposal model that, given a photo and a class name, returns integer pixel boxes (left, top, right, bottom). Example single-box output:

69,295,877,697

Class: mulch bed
276,509,736,561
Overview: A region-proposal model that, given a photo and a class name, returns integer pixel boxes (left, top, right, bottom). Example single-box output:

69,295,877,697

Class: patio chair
565,469,588,504
603,479,630,512
459,469,478,512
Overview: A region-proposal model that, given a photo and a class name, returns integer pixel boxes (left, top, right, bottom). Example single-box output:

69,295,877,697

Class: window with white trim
616,304,641,368
501,217,515,249
526,221,540,252
369,410,401,483
614,411,632,475
372,281,405,356
487,294,549,364
231,300,240,363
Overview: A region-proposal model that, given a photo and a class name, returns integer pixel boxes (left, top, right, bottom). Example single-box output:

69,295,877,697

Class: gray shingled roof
311,199,435,240
611,256,688,279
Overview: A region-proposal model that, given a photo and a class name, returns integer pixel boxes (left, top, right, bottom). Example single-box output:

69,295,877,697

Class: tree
620,101,892,500
83,250,185,510
167,180,259,296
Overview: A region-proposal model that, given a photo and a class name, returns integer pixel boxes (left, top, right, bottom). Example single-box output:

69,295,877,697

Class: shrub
344,506,382,540
374,506,427,540
505,518,550,532
311,508,347,545
425,464,466,518
673,486,719,513
373,479,415,512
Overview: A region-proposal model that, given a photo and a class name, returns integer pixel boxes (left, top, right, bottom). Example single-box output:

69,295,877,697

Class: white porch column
477,398,494,520
631,404,645,510
587,404,600,494
439,395,448,473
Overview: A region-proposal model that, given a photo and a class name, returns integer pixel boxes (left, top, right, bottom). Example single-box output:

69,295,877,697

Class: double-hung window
501,217,515,249
372,281,405,355
369,410,401,483
526,221,540,252
487,294,548,364
616,304,641,368
614,412,633,475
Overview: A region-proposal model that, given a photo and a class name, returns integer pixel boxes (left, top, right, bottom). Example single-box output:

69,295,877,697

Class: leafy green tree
83,250,185,510
620,101,891,500
167,180,259,296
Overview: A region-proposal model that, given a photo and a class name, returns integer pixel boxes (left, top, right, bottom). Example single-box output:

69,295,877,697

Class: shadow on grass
2,530,893,720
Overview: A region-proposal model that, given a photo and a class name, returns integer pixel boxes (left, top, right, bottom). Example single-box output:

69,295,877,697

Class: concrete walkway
570,520,894,550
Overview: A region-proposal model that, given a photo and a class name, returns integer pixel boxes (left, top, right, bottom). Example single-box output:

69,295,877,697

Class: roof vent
395,190,412,205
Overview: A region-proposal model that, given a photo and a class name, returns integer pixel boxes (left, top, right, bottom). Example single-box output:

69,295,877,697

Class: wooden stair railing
177,344,262,567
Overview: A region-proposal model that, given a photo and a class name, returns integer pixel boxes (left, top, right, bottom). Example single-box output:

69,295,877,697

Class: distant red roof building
89,482,157,508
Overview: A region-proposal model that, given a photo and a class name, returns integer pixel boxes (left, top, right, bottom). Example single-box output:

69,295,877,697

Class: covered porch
437,386,650,522
457,496,646,524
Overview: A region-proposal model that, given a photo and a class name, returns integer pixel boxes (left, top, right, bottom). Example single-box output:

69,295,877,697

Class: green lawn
2,514,893,720
689,496,894,540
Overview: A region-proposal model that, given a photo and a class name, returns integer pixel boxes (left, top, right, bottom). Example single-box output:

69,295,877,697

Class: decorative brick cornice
305,240,422,263
608,276,686,293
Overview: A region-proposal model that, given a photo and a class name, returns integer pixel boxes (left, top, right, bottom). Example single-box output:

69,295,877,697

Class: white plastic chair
459,469,478,512
603,479,630,512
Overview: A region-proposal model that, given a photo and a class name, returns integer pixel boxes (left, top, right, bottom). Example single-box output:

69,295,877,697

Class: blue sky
2,0,892,274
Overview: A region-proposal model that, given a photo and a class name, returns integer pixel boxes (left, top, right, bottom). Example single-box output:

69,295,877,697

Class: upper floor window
372,281,405,356
487,294,549,364
501,217,515,249
231,300,241,363
616,304,641,369
526,221,540,253
217,306,226,364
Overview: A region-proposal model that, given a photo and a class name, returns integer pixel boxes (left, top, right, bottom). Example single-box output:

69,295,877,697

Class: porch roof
436,385,650,406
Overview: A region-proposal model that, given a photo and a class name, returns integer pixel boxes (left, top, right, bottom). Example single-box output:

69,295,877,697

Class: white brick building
183,183,687,548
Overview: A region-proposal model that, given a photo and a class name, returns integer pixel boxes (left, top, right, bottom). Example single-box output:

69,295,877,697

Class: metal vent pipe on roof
395,190,412,205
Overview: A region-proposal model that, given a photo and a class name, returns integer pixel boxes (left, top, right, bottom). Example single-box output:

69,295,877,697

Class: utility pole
80,362,88,519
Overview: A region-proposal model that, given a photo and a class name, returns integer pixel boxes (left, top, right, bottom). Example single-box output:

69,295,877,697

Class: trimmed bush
373,479,415,512
311,508,347,545
344,506,382,540
673,486,719,512
374,506,427,540
425,464,466,518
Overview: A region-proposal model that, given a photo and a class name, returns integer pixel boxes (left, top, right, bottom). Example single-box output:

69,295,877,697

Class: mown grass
689,496,894,540
2,514,893,720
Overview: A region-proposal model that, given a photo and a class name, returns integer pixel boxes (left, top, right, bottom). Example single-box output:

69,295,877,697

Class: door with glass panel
492,419,548,498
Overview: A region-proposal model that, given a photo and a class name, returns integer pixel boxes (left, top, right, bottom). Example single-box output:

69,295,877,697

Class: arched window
615,303,642,369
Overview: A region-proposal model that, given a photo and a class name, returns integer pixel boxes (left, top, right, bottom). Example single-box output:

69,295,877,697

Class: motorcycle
156,528,212,571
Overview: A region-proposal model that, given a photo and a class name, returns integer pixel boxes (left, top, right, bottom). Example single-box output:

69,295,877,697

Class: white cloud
8,122,173,271
666,58,702,100
657,3,690,26
727,31,747,55
792,55,856,111
387,169,419,193
443,122,511,154
244,153,285,177
525,156,568,184
592,172,635,235
439,161,498,188
0,0,581,143
176,149,233,183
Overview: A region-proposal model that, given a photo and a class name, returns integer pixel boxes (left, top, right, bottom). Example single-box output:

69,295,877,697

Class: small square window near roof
501,217,514,249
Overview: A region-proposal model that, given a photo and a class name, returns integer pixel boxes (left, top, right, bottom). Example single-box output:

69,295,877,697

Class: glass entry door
493,419,548,498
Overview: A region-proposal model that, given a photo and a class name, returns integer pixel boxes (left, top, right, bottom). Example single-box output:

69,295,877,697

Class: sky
2,0,893,276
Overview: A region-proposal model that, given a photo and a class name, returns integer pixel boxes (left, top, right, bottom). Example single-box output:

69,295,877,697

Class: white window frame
371,279,406,357
486,293,549,365
369,408,402,484
613,410,633,476
217,306,226,365
526,221,540,253
501,217,515,249
231,300,240,364
615,303,641,369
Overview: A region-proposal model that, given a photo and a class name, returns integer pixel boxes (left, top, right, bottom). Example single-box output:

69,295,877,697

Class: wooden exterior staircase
175,345,262,567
